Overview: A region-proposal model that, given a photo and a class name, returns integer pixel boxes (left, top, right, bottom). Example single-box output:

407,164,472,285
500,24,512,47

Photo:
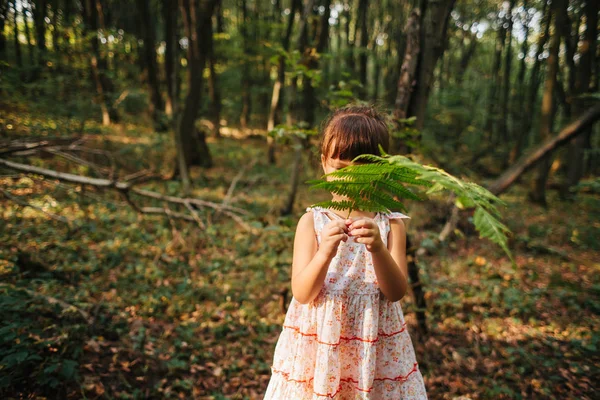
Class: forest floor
1,100,599,400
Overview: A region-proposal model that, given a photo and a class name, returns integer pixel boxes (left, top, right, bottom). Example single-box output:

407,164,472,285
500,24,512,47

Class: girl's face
321,154,352,176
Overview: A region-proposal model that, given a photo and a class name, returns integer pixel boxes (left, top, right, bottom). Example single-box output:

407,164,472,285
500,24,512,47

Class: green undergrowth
1,100,599,399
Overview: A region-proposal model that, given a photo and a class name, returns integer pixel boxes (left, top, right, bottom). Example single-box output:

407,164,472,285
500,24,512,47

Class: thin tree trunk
11,0,21,67
281,138,303,215
239,0,251,130
174,0,220,191
0,0,7,59
498,0,515,151
529,0,567,206
357,0,368,95
136,0,164,127
266,0,299,164
83,0,110,125
509,0,534,164
407,0,456,131
523,1,551,145
484,7,508,139
23,2,36,67
394,9,420,123
456,32,477,85
163,0,178,118
303,0,330,127
489,103,600,196
32,0,47,67
207,20,221,138
564,0,598,193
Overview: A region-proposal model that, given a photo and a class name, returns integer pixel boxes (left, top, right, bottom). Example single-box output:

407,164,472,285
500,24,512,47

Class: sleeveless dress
264,206,428,399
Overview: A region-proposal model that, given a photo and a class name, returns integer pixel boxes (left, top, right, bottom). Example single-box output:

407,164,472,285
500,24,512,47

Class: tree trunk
0,0,6,60
498,0,515,151
564,0,598,194
394,9,420,123
303,0,330,127
280,138,304,215
11,0,21,67
529,0,567,206
357,0,368,95
266,0,299,163
163,0,178,118
32,0,47,67
83,0,110,125
344,2,354,76
23,2,36,67
136,0,164,127
456,32,477,85
407,0,456,131
175,0,219,191
207,19,221,138
509,0,535,164
483,6,508,139
489,103,600,196
239,0,251,130
523,1,551,144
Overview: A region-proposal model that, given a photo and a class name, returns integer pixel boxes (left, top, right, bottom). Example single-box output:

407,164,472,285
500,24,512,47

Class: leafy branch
309,149,513,260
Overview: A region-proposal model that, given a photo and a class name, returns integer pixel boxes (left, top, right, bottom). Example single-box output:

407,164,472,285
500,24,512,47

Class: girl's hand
318,220,348,259
347,217,385,253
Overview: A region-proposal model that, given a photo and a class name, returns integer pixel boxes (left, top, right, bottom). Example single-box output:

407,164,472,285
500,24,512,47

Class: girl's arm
291,212,347,304
348,218,409,302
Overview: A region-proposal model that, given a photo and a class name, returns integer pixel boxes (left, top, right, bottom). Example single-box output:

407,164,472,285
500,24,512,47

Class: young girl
264,106,428,399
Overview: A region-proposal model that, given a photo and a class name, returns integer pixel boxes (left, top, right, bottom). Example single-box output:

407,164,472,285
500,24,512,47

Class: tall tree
0,0,7,59
163,0,178,118
10,0,21,67
266,0,300,163
239,0,251,130
136,0,164,127
175,0,220,192
564,0,598,193
498,0,515,152
357,0,368,94
407,0,456,131
529,0,567,206
31,0,48,66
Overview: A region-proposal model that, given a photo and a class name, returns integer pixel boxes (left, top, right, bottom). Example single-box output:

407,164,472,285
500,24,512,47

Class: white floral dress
264,206,428,399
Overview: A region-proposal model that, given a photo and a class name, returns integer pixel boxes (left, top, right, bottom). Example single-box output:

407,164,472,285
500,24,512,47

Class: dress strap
387,211,410,220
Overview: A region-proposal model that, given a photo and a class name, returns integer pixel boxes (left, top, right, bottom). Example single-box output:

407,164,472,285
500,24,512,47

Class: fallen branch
489,103,600,195
0,158,248,215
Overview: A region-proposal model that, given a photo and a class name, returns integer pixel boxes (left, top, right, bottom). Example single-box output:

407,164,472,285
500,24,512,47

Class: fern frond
308,151,513,261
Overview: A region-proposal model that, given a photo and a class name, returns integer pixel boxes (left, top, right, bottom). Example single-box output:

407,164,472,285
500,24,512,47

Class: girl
264,106,428,399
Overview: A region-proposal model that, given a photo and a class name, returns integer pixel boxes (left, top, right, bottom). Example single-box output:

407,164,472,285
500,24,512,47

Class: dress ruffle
266,293,426,398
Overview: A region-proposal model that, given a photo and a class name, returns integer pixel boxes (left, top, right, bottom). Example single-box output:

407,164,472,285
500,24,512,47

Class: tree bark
239,0,251,130
498,0,515,150
32,0,47,66
136,0,164,127
207,15,221,138
83,0,111,125
266,0,299,164
407,0,456,131
529,0,567,206
393,9,420,123
489,103,600,196
564,0,598,193
23,2,36,67
0,0,8,59
175,0,220,191
163,0,178,118
483,5,508,139
10,0,21,67
357,0,368,95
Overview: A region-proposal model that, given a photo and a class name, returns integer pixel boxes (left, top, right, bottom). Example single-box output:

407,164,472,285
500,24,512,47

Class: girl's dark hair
320,105,389,160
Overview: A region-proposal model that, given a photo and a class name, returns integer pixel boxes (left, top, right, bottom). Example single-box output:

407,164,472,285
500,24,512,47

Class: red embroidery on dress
271,363,419,398
282,322,407,345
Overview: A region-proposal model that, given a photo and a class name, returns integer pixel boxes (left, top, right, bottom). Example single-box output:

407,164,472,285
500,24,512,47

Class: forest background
0,0,599,398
